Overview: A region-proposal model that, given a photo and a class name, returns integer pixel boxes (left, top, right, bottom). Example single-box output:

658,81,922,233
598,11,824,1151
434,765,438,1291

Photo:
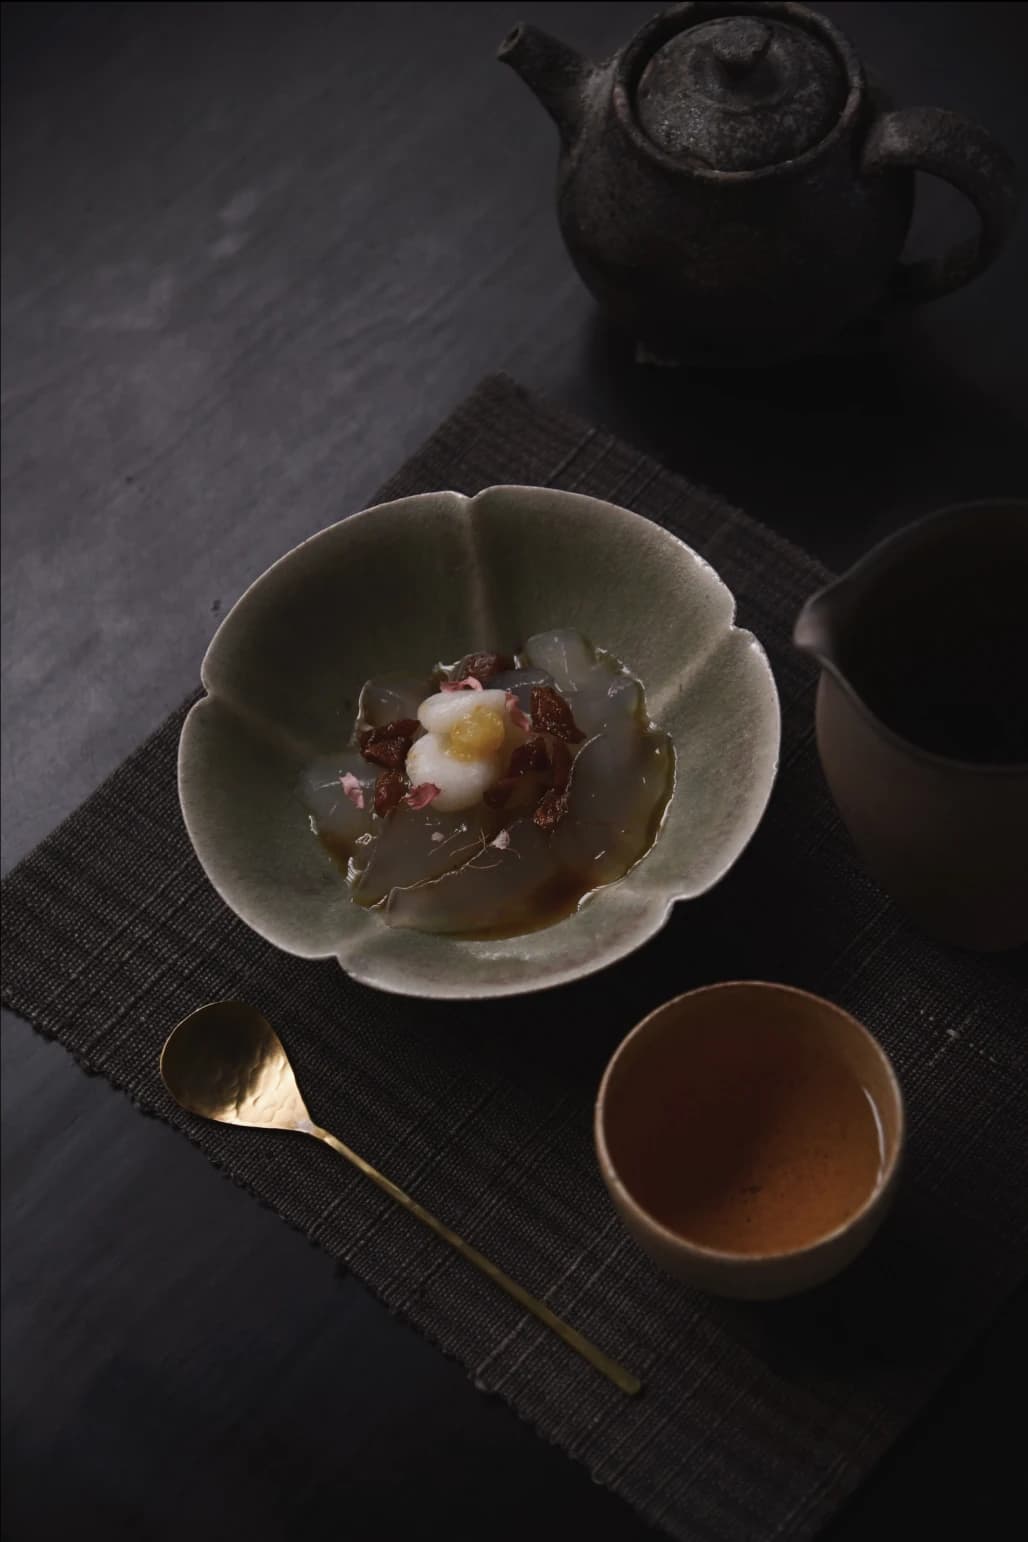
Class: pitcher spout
794,583,845,669
498,23,589,147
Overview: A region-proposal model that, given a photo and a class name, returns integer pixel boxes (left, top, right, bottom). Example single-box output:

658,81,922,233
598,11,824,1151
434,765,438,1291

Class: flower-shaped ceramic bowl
179,486,780,998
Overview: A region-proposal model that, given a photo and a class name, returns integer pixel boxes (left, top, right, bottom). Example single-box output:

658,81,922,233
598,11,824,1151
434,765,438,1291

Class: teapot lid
635,13,847,171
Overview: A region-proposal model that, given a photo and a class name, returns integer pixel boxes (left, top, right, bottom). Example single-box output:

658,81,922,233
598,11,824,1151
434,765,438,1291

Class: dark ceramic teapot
499,2,1018,366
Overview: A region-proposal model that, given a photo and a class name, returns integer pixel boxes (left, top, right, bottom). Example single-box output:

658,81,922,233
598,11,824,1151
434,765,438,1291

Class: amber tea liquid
614,1019,884,1255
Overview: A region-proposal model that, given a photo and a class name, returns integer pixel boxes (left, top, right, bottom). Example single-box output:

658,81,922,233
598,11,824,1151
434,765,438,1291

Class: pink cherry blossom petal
439,676,484,692
491,829,511,850
339,772,365,810
504,691,532,733
403,782,442,809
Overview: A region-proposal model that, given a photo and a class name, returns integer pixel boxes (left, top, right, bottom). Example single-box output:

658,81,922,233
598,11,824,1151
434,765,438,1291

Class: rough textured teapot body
500,2,1017,367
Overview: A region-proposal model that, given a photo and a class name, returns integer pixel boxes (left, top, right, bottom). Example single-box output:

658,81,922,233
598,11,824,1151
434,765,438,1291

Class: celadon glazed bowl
179,486,780,998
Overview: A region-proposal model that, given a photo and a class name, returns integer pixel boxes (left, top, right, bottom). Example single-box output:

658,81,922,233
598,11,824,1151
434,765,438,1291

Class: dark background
2,3,1025,1538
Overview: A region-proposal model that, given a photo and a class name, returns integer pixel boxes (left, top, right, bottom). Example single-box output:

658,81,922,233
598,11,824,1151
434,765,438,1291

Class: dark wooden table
3,4,1025,1537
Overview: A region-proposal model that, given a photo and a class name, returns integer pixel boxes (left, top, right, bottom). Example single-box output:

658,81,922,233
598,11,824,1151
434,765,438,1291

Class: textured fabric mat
3,375,1026,1542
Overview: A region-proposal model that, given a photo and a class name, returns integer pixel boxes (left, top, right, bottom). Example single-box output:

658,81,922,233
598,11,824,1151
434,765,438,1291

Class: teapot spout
498,23,588,146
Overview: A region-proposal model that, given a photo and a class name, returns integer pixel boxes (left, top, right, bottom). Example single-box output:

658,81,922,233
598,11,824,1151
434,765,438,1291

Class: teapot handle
861,107,1018,301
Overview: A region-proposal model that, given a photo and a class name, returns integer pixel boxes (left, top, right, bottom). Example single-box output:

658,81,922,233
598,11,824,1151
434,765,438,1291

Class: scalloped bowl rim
178,485,781,998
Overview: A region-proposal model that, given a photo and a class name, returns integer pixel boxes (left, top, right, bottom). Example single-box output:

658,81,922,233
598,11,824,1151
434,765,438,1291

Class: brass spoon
160,1001,641,1396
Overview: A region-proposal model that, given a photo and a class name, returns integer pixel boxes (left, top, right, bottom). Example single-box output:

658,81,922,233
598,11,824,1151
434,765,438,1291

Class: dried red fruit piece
507,735,550,778
359,737,407,769
549,737,572,793
533,787,568,831
359,718,419,769
404,782,441,809
530,685,585,743
373,769,406,816
456,652,514,685
359,718,419,750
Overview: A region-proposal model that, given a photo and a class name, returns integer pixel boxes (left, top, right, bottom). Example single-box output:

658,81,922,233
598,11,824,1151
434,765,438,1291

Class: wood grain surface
3,4,1025,1538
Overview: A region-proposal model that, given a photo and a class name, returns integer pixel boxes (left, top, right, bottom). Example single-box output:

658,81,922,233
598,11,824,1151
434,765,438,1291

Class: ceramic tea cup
595,982,904,1300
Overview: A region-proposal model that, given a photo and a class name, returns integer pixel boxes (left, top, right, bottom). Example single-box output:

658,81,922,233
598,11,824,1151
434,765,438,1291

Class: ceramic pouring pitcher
794,502,1028,952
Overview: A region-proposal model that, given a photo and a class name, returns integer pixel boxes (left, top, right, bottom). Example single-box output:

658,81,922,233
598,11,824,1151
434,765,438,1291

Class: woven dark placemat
3,375,1026,1542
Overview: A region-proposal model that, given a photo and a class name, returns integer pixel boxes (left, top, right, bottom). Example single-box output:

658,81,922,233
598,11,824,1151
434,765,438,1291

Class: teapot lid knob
635,13,848,172
711,19,772,80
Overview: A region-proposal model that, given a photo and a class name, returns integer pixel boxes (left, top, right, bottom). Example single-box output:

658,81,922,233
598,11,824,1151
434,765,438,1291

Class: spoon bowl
160,1001,310,1131
160,1000,640,1394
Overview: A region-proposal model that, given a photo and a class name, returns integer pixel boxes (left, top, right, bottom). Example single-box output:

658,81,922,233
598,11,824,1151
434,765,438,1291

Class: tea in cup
595,982,904,1299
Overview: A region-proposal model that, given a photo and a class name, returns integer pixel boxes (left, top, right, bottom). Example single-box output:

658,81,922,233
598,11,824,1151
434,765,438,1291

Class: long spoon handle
310,1124,641,1396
